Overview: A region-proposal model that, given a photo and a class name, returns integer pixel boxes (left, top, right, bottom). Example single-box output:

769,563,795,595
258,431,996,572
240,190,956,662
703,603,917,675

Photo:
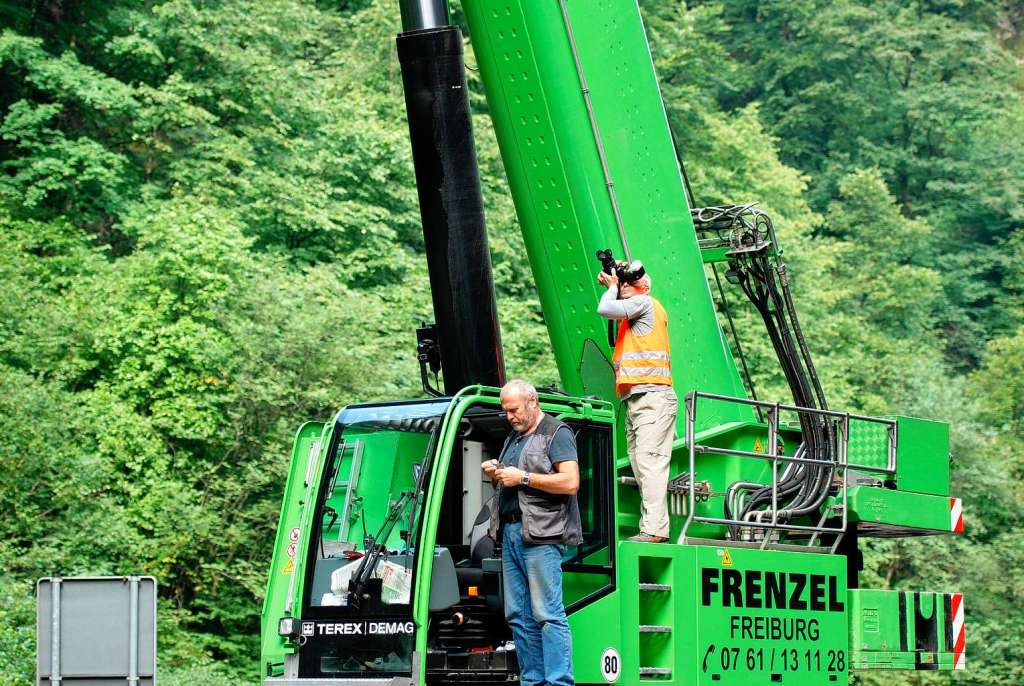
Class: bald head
500,379,541,433
500,379,537,402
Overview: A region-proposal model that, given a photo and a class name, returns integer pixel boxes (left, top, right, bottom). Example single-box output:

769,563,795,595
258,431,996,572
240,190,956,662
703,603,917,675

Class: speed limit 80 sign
600,647,621,683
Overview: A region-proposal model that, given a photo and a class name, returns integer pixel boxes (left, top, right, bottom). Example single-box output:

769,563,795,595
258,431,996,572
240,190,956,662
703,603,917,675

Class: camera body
595,249,645,284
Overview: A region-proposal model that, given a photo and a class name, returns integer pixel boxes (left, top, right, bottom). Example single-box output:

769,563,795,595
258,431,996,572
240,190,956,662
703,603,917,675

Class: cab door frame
411,387,616,684
560,416,616,613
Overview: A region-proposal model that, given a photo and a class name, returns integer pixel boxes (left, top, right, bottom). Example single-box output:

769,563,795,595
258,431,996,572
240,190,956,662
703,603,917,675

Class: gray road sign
37,576,157,686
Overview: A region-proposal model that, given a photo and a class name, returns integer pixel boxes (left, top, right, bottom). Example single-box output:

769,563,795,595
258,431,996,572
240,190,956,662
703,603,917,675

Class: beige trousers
625,389,678,538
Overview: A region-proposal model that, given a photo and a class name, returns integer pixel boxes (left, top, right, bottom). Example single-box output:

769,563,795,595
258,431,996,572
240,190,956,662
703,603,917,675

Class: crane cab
260,387,616,684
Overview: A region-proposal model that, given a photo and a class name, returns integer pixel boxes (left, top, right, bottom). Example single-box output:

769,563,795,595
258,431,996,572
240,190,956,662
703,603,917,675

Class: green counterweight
462,0,752,430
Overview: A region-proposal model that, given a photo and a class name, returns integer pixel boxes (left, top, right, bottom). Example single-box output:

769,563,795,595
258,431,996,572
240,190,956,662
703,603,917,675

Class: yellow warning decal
753,438,764,453
282,559,295,575
720,548,733,567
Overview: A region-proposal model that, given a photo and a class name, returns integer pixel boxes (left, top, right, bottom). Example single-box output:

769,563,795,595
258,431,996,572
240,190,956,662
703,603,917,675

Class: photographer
596,260,677,543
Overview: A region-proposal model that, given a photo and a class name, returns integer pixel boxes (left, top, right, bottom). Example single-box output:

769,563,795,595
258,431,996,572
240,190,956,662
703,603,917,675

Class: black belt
500,513,522,524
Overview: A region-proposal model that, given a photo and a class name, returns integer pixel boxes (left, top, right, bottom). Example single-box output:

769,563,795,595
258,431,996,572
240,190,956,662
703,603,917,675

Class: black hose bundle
692,205,836,539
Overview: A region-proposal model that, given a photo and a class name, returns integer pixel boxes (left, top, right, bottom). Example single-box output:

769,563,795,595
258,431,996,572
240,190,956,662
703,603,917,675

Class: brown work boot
627,533,668,543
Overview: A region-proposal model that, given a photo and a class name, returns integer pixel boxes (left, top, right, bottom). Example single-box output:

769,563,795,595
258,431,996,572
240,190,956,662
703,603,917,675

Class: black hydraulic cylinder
397,26,506,394
398,0,447,31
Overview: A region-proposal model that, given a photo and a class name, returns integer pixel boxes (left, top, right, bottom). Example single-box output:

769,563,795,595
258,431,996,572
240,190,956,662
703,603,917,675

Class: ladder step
639,583,671,592
639,625,672,633
639,667,672,677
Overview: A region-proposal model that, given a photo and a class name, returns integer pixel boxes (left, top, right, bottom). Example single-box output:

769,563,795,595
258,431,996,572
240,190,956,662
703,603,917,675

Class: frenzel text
701,568,845,612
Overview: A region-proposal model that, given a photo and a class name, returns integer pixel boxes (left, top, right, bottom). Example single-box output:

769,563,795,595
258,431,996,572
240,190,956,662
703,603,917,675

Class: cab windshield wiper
347,423,439,605
347,490,415,606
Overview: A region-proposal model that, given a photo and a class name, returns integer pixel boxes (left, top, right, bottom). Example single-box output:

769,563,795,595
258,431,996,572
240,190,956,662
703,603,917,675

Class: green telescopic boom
461,0,753,431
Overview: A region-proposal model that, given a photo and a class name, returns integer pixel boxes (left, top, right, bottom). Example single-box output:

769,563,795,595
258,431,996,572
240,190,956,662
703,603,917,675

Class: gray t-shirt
498,425,577,517
597,284,672,397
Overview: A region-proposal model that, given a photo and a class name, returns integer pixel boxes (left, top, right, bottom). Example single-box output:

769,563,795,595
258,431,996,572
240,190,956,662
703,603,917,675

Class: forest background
1,0,1022,683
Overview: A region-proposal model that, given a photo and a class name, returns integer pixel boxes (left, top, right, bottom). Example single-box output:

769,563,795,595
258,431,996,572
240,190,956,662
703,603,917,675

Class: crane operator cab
261,388,615,684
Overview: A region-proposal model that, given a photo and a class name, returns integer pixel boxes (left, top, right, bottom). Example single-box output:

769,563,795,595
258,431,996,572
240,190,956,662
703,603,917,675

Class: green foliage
704,0,1024,366
971,327,1024,426
649,5,1023,683
0,572,35,685
0,0,1020,684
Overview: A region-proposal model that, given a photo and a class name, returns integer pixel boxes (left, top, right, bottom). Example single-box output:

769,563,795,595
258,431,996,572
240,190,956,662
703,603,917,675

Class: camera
595,249,646,284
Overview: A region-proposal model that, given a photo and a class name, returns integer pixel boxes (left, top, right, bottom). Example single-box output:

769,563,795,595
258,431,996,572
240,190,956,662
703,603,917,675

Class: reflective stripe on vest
612,297,673,396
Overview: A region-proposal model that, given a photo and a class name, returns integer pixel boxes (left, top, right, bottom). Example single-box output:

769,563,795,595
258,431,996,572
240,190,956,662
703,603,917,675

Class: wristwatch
521,472,531,487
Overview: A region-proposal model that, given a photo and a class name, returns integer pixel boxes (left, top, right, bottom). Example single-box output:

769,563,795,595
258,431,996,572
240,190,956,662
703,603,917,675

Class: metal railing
679,391,897,552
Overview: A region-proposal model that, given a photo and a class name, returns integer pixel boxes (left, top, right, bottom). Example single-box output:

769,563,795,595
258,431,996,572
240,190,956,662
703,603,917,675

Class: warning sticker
718,548,734,567
282,559,295,575
753,438,764,453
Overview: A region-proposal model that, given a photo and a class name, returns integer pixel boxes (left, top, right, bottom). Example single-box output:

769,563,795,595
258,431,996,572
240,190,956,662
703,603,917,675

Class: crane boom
462,0,752,429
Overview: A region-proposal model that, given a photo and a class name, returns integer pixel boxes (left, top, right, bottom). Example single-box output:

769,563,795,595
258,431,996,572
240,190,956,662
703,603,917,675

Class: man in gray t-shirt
482,380,579,686
497,424,577,520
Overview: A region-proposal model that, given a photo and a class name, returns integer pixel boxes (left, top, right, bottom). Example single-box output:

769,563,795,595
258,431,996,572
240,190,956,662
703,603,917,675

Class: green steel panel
700,246,731,264
463,0,752,436
614,544,690,683
691,546,848,685
894,416,949,496
847,416,948,497
613,543,848,685
850,650,959,670
566,585,625,683
848,589,961,671
849,590,903,656
842,486,957,534
260,420,327,673
846,420,891,472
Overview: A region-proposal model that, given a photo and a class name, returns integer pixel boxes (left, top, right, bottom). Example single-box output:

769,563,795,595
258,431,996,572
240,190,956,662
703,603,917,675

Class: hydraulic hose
731,232,834,529
690,204,837,538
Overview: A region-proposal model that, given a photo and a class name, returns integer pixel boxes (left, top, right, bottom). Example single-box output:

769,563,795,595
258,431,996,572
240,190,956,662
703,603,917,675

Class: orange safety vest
612,297,673,397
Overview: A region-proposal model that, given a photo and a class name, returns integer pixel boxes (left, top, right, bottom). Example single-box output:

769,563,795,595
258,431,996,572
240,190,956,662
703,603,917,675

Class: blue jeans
502,522,573,686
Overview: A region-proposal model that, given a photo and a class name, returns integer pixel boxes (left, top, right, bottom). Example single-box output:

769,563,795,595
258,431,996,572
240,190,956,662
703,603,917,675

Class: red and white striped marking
950,497,964,534
951,593,966,670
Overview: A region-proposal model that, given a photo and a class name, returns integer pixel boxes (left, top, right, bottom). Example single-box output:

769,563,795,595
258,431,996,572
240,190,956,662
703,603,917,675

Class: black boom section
397,26,505,393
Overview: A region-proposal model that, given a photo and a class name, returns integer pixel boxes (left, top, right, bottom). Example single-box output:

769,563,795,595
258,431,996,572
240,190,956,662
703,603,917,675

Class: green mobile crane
259,2,965,684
